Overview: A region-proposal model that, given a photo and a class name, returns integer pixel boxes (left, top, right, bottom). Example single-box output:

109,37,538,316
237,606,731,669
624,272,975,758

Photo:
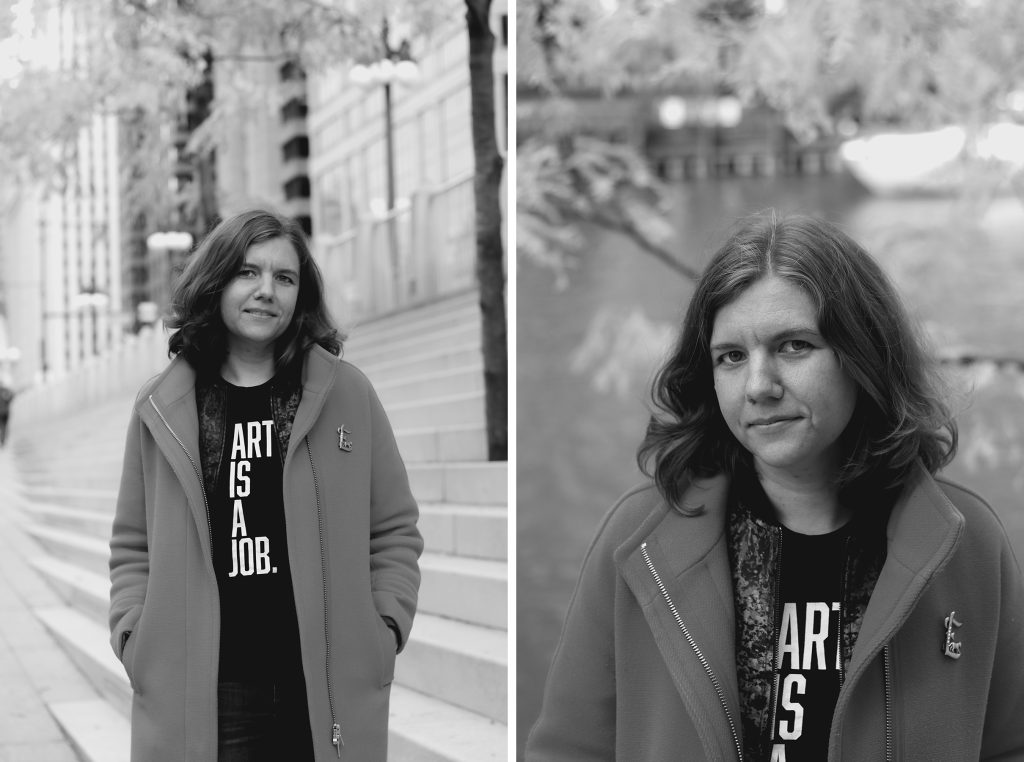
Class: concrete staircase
12,289,507,760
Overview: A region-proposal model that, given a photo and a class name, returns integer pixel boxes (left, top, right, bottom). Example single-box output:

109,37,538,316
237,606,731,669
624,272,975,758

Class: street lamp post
349,20,420,307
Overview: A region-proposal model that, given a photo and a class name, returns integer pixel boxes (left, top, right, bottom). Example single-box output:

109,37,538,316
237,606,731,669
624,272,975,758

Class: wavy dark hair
166,209,342,372
637,211,957,512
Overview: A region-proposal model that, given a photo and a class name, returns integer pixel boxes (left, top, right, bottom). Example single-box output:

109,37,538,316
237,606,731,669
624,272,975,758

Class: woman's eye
276,274,296,284
717,350,745,365
237,268,256,278
780,339,812,353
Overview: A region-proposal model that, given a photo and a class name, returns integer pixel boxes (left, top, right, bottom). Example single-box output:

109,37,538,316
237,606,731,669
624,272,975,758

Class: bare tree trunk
465,0,507,461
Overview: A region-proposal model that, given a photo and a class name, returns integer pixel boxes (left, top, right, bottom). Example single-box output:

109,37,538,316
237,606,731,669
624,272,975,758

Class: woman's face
710,274,859,481
220,237,300,357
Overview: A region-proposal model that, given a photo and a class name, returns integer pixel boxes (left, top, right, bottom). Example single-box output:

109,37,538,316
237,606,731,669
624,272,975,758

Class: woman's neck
756,464,851,535
220,350,276,387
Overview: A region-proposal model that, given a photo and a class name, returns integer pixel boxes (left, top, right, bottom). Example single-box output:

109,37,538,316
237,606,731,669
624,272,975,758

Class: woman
109,209,422,761
525,213,1024,761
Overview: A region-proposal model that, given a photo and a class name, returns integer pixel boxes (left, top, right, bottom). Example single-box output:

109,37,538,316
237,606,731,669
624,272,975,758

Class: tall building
307,2,508,323
214,4,508,323
0,6,123,387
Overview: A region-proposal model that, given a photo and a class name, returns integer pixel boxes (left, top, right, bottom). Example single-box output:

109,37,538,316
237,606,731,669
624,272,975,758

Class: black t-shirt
767,524,849,761
211,379,303,680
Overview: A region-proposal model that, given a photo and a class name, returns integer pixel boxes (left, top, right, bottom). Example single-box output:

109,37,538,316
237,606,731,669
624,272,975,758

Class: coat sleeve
980,532,1024,760
366,381,423,652
108,407,149,662
525,510,620,761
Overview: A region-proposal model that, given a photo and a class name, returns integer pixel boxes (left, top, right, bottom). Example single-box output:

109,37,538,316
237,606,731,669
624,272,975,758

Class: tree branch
587,214,701,281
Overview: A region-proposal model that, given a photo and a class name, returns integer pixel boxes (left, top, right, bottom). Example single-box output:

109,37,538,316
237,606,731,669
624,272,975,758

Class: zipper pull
332,723,344,757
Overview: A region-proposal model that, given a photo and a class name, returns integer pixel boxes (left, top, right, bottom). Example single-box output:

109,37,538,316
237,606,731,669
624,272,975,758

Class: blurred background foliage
0,0,451,224
517,0,1024,277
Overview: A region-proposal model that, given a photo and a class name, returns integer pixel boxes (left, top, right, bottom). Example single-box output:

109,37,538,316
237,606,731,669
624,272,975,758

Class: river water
516,172,1024,755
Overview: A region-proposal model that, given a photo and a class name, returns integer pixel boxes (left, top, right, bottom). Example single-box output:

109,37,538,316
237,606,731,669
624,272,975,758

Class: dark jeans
217,679,314,761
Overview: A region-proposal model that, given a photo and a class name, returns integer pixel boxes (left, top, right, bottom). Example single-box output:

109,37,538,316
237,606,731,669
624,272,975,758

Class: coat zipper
768,527,783,742
640,542,743,761
306,438,343,757
837,536,851,687
883,645,893,762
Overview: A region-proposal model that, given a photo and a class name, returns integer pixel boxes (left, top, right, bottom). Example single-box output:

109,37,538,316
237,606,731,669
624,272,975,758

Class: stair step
348,322,479,366
22,502,112,538
419,554,506,629
347,290,479,343
419,504,507,561
399,614,506,724
357,342,483,383
386,391,485,430
19,466,123,490
15,461,119,487
395,424,488,464
407,462,507,506
389,685,505,762
35,606,131,717
25,524,109,577
374,363,484,407
31,556,109,624
18,485,117,513
47,699,130,762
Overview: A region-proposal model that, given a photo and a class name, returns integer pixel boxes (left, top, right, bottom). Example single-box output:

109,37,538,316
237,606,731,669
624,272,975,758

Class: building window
284,176,311,200
281,98,308,121
282,136,310,160
279,60,306,82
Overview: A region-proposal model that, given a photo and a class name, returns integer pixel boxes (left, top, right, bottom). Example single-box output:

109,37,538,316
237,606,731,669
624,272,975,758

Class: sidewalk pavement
0,446,95,762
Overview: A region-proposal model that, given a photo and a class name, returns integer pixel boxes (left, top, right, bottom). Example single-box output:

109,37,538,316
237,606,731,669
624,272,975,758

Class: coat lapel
137,356,214,564
847,464,964,674
617,476,742,761
287,344,337,461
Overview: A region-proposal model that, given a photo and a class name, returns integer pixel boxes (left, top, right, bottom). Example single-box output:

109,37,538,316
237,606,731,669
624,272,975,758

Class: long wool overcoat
526,464,1024,761
109,345,422,761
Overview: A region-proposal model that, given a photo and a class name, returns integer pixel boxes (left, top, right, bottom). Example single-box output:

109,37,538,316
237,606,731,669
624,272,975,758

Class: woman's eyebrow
772,326,821,340
242,262,299,277
710,326,821,352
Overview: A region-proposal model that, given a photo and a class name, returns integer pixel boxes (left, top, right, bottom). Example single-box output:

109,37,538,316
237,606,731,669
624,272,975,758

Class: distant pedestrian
526,212,1024,761
108,209,422,761
0,383,13,446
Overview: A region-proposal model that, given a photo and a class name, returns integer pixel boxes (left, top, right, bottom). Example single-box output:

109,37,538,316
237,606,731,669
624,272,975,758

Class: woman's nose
745,356,783,402
254,273,275,299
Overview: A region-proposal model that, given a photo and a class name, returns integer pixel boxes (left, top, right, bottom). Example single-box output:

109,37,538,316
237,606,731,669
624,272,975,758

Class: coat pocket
373,615,398,688
121,627,140,689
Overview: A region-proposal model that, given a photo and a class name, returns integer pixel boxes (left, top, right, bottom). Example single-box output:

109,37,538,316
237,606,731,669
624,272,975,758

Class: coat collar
138,345,339,432
613,465,965,759
288,344,339,457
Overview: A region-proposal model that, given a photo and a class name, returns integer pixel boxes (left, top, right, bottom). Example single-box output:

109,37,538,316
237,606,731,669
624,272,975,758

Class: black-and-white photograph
0,1,507,760
518,0,1024,760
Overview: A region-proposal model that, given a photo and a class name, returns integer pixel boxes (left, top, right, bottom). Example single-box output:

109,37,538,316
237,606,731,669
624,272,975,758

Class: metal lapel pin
337,425,353,452
944,611,963,659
